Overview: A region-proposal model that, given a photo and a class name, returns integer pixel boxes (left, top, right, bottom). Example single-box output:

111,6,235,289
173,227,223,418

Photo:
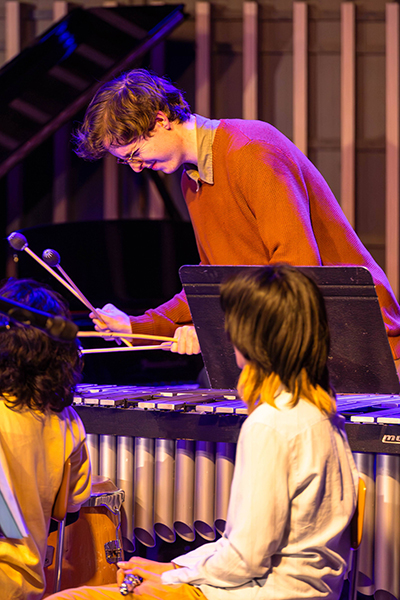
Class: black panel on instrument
180,265,400,394
0,4,186,178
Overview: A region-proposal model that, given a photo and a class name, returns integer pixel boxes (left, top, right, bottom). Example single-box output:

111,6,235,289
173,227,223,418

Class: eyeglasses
116,151,139,165
116,141,145,165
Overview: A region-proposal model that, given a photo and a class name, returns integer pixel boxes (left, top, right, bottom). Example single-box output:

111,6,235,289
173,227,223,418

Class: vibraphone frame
74,391,400,600
75,404,400,453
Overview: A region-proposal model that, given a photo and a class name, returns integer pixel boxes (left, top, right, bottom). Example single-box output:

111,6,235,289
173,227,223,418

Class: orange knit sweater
130,119,400,359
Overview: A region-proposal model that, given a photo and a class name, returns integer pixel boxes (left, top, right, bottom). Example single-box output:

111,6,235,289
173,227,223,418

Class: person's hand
117,557,177,598
161,325,200,355
89,303,131,336
117,557,174,584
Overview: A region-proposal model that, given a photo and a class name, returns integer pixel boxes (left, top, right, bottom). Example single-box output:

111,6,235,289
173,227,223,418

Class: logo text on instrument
382,434,400,444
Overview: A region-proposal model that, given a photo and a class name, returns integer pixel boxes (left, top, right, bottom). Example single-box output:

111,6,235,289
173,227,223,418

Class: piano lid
0,4,186,179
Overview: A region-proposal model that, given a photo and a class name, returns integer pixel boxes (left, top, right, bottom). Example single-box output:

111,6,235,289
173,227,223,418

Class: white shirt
162,391,358,600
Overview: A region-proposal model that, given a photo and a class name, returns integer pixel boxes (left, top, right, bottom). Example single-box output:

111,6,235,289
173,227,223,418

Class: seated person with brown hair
46,264,358,600
0,278,91,600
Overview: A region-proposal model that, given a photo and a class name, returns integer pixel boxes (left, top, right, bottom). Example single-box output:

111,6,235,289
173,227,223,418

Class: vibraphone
74,385,400,599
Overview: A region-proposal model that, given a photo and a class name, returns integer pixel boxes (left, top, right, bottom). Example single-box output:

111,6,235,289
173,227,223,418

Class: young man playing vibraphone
73,69,400,371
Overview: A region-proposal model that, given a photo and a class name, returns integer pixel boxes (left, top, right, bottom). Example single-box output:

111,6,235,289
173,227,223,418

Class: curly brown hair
0,278,83,413
73,69,191,160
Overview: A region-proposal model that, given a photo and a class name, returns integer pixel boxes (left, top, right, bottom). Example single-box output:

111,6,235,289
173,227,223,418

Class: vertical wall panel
5,0,23,278
293,1,308,155
341,2,356,229
53,1,69,22
102,0,121,219
5,1,21,62
243,1,258,121
195,2,211,117
52,1,70,224
385,2,400,298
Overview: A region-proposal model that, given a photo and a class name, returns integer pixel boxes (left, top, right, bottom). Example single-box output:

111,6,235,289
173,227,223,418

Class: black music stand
179,265,400,394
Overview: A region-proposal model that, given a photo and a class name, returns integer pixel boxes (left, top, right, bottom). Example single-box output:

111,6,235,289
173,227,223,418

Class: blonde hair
238,363,336,415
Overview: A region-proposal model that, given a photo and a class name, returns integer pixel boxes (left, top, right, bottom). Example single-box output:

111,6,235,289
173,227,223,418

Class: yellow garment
46,583,206,599
0,400,91,600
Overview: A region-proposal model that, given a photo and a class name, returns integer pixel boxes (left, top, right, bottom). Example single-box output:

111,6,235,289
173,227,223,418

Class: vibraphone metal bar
338,393,400,454
74,386,400,453
74,385,400,599
74,385,247,443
